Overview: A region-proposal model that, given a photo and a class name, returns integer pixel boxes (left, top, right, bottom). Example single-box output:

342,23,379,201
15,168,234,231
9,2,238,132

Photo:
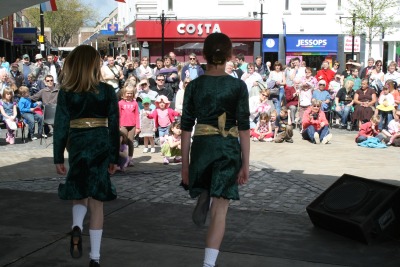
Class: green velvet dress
181,75,250,200
53,82,119,201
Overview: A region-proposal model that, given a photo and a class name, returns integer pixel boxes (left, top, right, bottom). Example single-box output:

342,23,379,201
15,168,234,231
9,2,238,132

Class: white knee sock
89,229,103,262
72,204,87,231
203,248,219,267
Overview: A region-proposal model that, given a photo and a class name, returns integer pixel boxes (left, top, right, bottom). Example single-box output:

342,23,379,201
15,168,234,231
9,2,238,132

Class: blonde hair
270,110,277,117
120,85,136,100
59,45,102,93
18,86,29,96
311,99,322,107
2,87,14,101
370,115,380,124
344,80,354,92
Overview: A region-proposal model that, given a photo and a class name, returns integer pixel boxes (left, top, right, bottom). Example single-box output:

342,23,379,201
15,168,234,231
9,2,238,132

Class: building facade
84,0,399,71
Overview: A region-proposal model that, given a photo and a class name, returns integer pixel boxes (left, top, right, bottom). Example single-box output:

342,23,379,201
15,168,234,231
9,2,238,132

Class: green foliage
345,0,400,57
24,0,98,47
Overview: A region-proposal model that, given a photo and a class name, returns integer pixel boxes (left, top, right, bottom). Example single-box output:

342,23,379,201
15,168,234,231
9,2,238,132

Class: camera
312,113,319,120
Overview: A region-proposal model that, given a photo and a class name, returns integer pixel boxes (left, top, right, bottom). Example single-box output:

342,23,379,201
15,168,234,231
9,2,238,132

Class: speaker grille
323,182,370,213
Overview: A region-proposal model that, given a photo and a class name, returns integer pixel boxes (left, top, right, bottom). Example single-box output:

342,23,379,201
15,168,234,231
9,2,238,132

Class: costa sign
177,23,221,35
135,20,260,40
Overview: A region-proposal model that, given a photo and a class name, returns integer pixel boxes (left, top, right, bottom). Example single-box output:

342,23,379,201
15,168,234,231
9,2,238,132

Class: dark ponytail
203,33,232,66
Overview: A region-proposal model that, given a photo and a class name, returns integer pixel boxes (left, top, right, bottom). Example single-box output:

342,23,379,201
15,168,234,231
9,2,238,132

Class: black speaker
306,174,400,244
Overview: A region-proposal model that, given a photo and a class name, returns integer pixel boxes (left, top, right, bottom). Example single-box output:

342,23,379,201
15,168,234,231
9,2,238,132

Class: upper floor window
168,0,173,11
285,0,289,10
218,0,244,4
300,0,326,14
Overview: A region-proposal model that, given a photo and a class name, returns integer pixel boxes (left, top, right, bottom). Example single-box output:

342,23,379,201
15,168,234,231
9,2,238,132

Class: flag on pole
41,0,58,12
115,0,126,3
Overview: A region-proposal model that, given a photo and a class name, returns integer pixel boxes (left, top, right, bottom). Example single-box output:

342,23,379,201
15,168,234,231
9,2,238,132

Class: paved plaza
0,128,399,267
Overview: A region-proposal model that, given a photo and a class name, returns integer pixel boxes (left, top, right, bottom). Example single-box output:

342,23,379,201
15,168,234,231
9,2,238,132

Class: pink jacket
147,107,180,128
302,107,329,131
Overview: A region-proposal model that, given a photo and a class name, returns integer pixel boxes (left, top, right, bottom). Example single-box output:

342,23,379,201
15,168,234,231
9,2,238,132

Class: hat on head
138,79,149,86
318,80,326,85
155,95,170,108
35,54,43,61
22,54,30,60
11,63,18,68
142,97,151,104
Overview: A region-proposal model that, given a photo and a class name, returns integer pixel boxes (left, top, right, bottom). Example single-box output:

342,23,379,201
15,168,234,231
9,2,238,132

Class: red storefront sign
135,20,260,41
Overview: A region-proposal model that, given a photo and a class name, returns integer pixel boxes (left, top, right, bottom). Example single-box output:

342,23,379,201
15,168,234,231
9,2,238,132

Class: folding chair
40,104,57,145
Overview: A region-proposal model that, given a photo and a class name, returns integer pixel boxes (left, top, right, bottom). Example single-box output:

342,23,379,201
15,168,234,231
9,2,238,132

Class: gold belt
70,118,108,128
193,112,239,138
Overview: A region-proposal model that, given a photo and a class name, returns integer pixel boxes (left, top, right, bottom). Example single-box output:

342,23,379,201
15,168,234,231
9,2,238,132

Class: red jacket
315,69,335,90
302,107,329,131
355,122,379,141
147,107,180,128
285,85,299,107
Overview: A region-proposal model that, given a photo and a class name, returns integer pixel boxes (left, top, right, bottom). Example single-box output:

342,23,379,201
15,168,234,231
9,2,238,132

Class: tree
24,0,98,47
344,0,399,58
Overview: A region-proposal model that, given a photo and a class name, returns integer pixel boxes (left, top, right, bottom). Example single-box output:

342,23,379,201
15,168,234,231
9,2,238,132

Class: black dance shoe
89,259,100,267
192,190,210,227
70,226,82,258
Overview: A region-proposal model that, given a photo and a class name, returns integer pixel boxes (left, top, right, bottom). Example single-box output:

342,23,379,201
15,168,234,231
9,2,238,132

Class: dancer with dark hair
181,32,250,267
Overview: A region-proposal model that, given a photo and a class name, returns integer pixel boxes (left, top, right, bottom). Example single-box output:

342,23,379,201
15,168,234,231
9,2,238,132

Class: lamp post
340,12,356,61
149,10,177,60
253,0,266,62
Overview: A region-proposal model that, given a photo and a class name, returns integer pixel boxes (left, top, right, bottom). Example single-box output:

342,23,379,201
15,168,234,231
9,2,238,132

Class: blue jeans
302,125,329,143
273,86,285,113
336,105,352,125
22,112,43,136
378,111,393,131
158,125,170,137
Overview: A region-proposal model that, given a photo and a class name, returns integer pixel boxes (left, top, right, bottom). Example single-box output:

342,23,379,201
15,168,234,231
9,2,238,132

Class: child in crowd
139,97,156,153
270,110,278,137
18,86,44,141
117,131,129,172
298,81,314,125
147,95,180,145
161,121,182,165
355,115,385,143
375,86,395,130
383,110,400,146
0,88,18,144
250,112,273,142
274,106,293,143
119,85,140,166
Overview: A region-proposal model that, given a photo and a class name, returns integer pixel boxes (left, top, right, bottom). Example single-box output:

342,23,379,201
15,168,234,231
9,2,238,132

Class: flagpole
40,5,45,56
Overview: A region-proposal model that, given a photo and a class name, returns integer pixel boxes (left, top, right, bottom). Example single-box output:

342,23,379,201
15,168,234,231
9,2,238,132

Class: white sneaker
31,136,38,141
314,132,320,144
322,133,332,144
150,147,156,153
143,148,149,153
42,134,47,138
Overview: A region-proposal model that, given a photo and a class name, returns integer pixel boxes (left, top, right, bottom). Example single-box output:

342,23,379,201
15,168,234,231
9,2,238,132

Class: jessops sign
286,35,338,53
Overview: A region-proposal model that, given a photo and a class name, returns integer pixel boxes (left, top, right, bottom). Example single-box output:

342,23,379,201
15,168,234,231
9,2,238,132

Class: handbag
5,118,17,130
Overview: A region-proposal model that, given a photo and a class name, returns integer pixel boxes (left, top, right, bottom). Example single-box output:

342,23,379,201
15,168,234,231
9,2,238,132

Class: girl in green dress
54,45,119,267
181,33,250,267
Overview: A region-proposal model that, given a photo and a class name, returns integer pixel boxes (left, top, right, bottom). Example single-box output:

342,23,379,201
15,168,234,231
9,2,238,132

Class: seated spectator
175,77,191,115
352,78,377,129
355,115,385,143
328,73,342,100
150,74,174,102
250,112,273,142
344,67,362,91
249,88,275,129
386,79,400,110
18,86,44,141
136,56,154,82
375,86,395,130
136,78,158,110
225,61,238,78
301,99,332,144
274,106,293,143
312,80,331,111
26,73,45,96
335,80,355,129
315,61,335,87
382,110,400,146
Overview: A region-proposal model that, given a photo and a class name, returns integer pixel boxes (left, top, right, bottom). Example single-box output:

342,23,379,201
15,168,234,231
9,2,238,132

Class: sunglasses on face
319,84,325,86
46,79,53,82
189,57,196,60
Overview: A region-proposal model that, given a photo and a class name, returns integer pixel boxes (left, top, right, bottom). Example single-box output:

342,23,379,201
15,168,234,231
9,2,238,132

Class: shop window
300,0,327,15
218,0,244,5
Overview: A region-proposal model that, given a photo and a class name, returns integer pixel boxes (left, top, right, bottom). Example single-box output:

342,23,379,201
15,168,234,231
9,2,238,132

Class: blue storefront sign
262,35,279,52
286,35,338,53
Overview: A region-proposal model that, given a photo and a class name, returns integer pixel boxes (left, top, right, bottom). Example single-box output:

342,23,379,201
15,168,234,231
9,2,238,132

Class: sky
81,0,117,21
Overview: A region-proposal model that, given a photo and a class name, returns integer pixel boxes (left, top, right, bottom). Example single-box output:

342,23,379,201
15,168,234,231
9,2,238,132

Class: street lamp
340,13,356,61
253,0,266,62
149,10,177,60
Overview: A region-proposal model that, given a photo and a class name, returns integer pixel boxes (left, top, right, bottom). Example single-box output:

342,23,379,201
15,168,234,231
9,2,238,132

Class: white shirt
384,71,400,84
49,64,58,84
